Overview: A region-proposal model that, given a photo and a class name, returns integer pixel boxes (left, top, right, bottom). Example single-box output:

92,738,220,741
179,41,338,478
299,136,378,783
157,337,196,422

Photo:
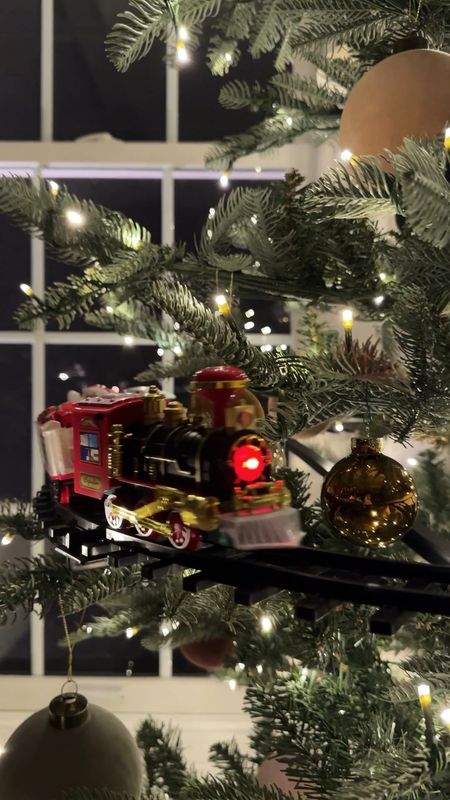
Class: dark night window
0,346,31,500
0,1,40,140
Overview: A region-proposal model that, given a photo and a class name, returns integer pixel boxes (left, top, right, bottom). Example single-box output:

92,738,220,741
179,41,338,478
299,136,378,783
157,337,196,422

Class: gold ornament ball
321,439,418,547
340,49,450,159
0,693,143,800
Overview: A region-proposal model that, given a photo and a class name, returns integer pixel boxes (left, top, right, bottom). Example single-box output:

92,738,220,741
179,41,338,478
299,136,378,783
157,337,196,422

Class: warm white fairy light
286,116,293,128
219,172,230,188
373,295,385,306
160,622,172,638
417,683,431,707
173,344,183,357
245,308,255,318
157,347,164,357
256,664,263,674
260,614,273,634
49,180,60,197
106,305,114,314
342,308,353,327
379,271,387,282
208,207,216,218
228,678,237,691
126,627,139,639
261,326,271,335
244,320,255,331
123,335,135,347
207,229,213,240
280,343,288,351
251,214,258,225
178,25,189,41
86,625,93,635
20,283,33,297
255,166,262,174
334,420,344,433
215,293,231,315
65,209,85,227
341,148,354,162
235,662,245,673
58,372,69,382
174,322,180,331
1,532,14,546
407,457,418,467
225,52,232,63
260,344,273,353
176,41,189,63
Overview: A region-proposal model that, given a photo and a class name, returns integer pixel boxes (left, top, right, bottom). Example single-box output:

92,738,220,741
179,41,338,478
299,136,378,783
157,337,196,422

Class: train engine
37,366,303,551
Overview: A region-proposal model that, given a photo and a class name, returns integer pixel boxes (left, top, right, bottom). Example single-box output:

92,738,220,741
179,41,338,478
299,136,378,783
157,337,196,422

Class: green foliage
0,499,43,541
414,450,450,537
62,790,137,800
137,718,191,797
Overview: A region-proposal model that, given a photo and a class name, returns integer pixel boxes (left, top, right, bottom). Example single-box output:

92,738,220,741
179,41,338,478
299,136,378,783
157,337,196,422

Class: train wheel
134,496,156,538
104,495,123,530
169,513,201,551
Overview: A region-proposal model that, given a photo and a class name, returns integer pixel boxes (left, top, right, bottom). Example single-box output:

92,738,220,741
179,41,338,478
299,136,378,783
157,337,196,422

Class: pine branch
63,790,137,800
304,157,398,219
0,499,43,541
136,718,191,797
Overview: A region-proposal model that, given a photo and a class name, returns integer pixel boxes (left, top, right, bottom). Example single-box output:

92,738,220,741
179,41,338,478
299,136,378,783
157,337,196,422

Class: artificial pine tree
1,2,450,798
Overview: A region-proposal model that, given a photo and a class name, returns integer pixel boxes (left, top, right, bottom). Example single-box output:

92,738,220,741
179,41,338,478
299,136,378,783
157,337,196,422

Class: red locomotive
37,366,303,550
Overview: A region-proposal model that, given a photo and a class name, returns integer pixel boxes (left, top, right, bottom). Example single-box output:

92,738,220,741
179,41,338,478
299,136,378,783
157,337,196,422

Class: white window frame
0,0,326,677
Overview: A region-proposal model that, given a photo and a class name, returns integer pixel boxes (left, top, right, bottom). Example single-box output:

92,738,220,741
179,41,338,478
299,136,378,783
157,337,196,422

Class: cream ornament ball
0,692,143,800
340,49,450,159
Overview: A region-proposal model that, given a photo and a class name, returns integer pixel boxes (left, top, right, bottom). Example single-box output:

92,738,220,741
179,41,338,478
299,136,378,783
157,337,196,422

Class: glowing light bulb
176,41,189,63
244,321,255,330
1,532,14,546
260,614,273,634
173,345,183,357
341,149,354,162
255,166,262,174
341,309,353,328
219,172,230,188
379,271,387,282
86,625,93,635
261,326,271,335
407,457,418,467
20,283,33,297
58,372,69,382
286,116,293,127
280,344,288,351
228,678,237,691
236,662,245,673
251,214,258,225
174,322,180,331
417,683,431,708
126,626,139,639
334,420,344,432
106,305,114,314
157,347,164,357
215,294,227,307
256,664,263,674
123,335,135,347
66,209,85,227
445,127,450,149
215,294,230,315
49,180,59,197
373,295,385,306
208,207,216,218
245,309,255,318
160,622,171,637
178,25,189,42
225,52,232,63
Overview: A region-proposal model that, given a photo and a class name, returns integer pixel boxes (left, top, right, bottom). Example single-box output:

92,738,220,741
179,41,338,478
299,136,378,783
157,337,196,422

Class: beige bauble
257,757,311,798
0,693,143,800
340,50,450,158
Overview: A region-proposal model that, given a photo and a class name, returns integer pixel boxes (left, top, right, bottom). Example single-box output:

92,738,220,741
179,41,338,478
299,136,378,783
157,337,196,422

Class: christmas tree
1,2,450,798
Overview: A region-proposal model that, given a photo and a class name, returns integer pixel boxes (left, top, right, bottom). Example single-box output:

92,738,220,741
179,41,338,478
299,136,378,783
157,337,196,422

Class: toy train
37,366,303,551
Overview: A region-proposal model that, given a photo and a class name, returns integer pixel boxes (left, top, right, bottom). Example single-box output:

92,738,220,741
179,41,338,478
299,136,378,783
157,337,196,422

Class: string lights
157,347,164,357
244,321,255,330
49,180,60,197
440,708,450,730
219,172,230,189
260,614,273,634
58,372,69,382
228,678,237,691
1,532,14,546
19,283,33,297
126,627,139,639
373,295,385,307
341,308,353,353
65,209,85,227
123,335,135,347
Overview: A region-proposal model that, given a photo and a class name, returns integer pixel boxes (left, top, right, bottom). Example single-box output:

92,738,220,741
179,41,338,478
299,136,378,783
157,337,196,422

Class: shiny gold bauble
321,439,418,547
340,50,450,159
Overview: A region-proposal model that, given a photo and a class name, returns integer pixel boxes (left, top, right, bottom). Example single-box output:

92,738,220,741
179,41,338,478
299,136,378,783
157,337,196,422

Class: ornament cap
49,692,88,730
351,437,383,454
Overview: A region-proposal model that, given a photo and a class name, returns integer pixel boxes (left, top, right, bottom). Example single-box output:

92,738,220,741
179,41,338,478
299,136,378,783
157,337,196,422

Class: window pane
0,533,30,674
0,1,40,140
0,215,31,330
45,603,158,676
45,344,159,404
54,1,166,141
0,346,31,500
180,23,275,140
175,177,290,334
45,176,162,331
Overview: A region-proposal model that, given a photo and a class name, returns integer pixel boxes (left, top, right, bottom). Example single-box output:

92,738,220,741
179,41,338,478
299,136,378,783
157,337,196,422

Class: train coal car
37,366,303,551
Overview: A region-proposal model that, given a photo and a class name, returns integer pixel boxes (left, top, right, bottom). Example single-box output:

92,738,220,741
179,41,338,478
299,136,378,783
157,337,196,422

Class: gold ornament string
58,593,76,695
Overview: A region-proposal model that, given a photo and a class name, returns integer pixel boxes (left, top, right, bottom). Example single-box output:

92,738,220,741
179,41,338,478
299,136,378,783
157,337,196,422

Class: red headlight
232,444,265,482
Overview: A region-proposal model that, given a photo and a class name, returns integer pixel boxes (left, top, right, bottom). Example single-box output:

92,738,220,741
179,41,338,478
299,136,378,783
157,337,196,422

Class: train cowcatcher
37,366,303,551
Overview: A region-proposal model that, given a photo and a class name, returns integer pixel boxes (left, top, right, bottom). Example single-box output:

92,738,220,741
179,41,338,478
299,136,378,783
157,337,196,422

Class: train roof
74,394,142,413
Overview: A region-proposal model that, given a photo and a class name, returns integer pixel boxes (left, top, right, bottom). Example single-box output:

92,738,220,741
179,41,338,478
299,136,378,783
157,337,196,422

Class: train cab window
80,431,100,464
